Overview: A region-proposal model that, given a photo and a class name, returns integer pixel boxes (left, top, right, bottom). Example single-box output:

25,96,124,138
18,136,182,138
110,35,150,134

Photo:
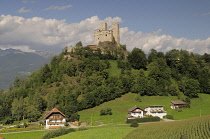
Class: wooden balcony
47,122,64,125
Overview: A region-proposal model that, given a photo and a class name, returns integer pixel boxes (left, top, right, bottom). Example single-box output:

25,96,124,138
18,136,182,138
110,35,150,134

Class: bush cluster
130,121,139,127
42,127,75,139
100,108,112,116
163,115,174,119
78,126,88,131
126,116,160,124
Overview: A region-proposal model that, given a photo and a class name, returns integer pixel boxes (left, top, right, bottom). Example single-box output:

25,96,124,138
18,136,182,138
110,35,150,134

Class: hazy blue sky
0,0,210,53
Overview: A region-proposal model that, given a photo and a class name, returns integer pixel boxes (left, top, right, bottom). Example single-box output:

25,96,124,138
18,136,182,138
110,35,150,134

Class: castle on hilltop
94,22,120,46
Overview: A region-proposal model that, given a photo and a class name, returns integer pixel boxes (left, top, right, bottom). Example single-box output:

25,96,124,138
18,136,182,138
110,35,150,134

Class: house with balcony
44,108,66,129
144,105,167,118
126,106,144,119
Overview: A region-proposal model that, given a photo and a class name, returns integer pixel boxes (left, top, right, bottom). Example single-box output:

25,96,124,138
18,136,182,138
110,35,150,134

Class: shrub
130,121,139,127
3,117,14,125
23,123,28,128
178,109,182,112
39,121,44,126
163,115,174,120
126,116,160,124
64,122,69,127
78,126,88,131
100,108,112,116
42,127,75,139
135,94,142,102
15,125,21,128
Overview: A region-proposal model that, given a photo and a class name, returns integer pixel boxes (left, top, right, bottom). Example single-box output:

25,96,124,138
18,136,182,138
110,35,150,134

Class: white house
127,106,144,119
144,105,167,118
44,108,66,129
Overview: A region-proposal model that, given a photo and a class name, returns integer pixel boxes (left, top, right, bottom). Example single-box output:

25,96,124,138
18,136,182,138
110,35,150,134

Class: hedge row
126,116,160,124
42,127,75,139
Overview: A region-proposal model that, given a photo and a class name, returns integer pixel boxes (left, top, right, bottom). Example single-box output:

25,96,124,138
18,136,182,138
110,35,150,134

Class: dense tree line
0,42,210,124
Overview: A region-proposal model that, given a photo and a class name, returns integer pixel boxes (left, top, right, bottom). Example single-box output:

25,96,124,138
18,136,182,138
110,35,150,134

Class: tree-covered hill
0,41,210,124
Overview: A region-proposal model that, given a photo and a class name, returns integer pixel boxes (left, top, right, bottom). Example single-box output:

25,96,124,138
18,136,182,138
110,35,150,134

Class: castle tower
100,22,107,31
112,22,120,45
94,22,120,46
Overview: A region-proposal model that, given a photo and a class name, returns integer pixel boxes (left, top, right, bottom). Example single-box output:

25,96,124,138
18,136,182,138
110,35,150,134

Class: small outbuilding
170,101,186,109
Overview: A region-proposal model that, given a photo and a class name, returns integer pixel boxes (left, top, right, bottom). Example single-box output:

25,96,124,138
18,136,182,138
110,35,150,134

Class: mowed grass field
0,130,47,139
78,93,210,125
54,125,134,139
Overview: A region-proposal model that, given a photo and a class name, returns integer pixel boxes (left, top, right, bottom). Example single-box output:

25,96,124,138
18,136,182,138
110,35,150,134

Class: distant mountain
0,52,53,89
0,48,22,56
35,51,56,58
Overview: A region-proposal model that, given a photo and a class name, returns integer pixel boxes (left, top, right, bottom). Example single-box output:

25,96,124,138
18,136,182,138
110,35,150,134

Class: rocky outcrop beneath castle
98,40,118,50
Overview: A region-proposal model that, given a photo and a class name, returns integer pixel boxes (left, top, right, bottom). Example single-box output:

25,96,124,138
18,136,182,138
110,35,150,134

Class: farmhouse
144,105,167,118
127,106,144,119
170,101,186,109
44,108,66,129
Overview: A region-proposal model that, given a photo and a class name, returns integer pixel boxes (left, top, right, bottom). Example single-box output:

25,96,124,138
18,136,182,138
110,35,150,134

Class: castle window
98,38,99,40
106,34,107,36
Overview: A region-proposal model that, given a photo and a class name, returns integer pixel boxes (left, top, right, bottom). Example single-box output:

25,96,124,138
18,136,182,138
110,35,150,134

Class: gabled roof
128,106,143,112
44,108,66,119
144,105,165,109
171,101,186,105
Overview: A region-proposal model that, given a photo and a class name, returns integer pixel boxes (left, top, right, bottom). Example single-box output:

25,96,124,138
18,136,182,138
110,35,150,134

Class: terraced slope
124,115,210,139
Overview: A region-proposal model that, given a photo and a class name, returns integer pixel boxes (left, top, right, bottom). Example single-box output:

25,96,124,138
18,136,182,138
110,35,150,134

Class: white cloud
18,7,32,13
0,15,209,54
0,15,121,52
44,5,72,11
202,12,210,16
120,29,210,54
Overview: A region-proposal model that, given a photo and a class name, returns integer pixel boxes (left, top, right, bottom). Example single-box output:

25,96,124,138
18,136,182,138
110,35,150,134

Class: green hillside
0,44,210,128
78,93,210,125
124,114,210,139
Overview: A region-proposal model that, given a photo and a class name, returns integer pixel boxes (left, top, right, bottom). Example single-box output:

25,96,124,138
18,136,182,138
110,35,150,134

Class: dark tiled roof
128,106,144,112
171,101,186,105
144,105,164,109
44,108,66,119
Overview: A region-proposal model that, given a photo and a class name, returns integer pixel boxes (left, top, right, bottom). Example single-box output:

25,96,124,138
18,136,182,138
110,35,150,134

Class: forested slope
0,42,210,124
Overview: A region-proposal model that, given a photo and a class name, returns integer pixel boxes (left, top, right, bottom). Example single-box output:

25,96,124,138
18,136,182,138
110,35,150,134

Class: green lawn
54,125,134,139
78,93,210,125
108,60,121,76
0,130,47,139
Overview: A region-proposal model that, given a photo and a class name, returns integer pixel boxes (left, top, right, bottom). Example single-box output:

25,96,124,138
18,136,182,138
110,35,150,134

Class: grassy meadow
108,60,121,76
78,93,210,125
54,125,134,139
0,130,47,139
